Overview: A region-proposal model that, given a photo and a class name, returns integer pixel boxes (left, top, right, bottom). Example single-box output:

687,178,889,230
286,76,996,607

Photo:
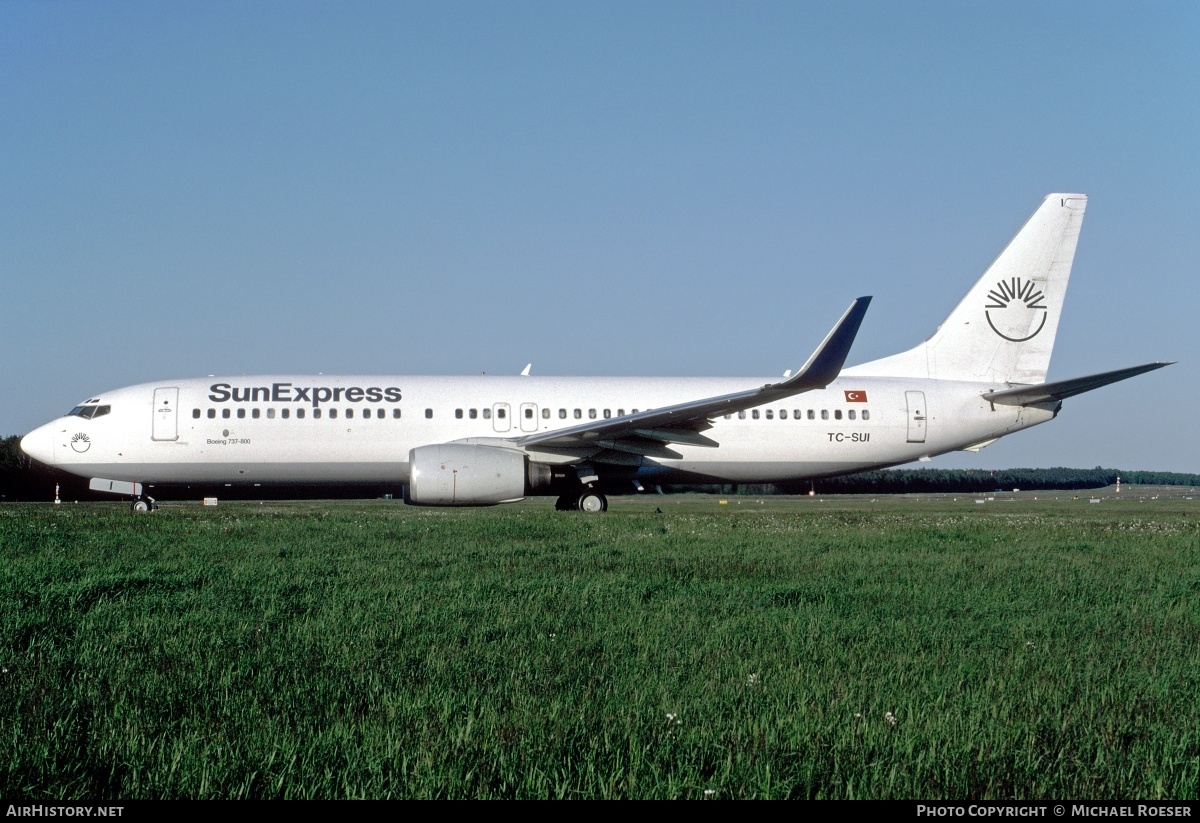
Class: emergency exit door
519,403,538,433
492,403,511,433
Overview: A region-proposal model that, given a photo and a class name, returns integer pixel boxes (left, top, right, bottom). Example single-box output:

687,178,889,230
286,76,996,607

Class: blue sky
3,1,1197,472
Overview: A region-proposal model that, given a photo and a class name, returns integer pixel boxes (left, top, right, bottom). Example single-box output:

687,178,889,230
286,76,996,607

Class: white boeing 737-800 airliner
21,194,1170,511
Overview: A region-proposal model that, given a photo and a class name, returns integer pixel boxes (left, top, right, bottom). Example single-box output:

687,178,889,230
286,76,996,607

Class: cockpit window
68,405,111,419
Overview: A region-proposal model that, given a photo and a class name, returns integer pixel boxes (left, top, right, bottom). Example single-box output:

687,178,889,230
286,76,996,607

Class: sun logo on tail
985,277,1048,342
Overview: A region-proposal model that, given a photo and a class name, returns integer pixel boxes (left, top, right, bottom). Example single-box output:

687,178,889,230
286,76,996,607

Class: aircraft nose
20,425,57,466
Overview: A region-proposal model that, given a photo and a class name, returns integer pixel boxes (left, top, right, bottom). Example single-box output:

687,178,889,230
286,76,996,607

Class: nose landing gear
131,496,158,513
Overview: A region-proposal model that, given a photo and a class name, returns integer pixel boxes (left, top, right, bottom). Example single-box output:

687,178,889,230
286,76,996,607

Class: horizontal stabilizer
982,362,1173,407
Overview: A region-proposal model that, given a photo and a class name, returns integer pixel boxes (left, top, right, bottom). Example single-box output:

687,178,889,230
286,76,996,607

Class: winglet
764,296,871,395
515,295,872,451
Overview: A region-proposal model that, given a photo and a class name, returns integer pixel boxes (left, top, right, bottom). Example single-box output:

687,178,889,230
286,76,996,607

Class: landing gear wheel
131,499,151,513
577,491,608,513
555,495,576,511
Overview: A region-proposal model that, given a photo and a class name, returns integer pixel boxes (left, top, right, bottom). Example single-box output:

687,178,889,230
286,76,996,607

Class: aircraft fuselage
20,373,1052,490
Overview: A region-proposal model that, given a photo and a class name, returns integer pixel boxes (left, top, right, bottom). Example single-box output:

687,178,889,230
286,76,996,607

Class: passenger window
574,409,582,419
424,409,432,419
392,409,401,419
282,408,290,419
525,408,534,419
603,409,611,419
469,408,478,419
346,409,354,419
588,409,597,419
237,408,246,419
559,409,567,419
820,410,828,420
267,408,275,419
542,408,551,419
483,408,492,419
618,409,625,416
863,410,870,421
207,409,216,419
359,408,367,419
765,410,774,420
848,410,856,420
314,409,322,419
222,409,231,419
377,408,384,418
779,410,787,419
738,411,746,419
455,409,463,419
834,410,842,420
297,408,306,419
328,409,336,419
752,410,760,420
724,414,731,420
252,409,261,419
807,410,815,420
192,409,201,419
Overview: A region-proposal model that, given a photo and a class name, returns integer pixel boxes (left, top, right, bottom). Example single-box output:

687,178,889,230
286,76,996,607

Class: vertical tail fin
851,193,1087,384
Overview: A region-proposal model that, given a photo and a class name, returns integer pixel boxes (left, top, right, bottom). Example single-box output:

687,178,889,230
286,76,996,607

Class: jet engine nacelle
407,443,546,506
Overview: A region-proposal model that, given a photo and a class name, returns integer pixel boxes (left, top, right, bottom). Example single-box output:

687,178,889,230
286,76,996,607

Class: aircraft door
905,391,927,443
492,403,511,433
152,387,179,442
519,403,538,433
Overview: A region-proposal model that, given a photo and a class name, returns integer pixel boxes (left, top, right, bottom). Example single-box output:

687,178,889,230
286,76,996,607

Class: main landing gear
555,490,608,512
578,490,608,512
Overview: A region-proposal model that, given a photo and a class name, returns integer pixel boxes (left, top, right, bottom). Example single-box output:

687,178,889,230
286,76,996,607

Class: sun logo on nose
71,432,91,453
985,277,1048,342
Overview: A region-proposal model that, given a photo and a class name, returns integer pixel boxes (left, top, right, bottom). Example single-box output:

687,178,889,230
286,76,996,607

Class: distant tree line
0,435,33,500
792,467,1200,494
2,433,1197,502
0,435,87,501
680,467,1200,496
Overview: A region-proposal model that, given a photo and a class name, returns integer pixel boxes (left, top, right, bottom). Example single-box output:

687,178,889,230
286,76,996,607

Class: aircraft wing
514,297,871,461
981,362,1173,407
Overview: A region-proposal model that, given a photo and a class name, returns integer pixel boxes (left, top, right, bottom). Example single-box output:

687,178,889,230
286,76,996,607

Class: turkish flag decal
844,390,868,402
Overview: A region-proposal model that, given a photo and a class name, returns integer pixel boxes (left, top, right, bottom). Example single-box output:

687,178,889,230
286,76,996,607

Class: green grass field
2,492,1198,799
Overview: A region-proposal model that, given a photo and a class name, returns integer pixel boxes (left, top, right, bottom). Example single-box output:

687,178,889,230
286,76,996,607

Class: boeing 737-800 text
20,194,1170,511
